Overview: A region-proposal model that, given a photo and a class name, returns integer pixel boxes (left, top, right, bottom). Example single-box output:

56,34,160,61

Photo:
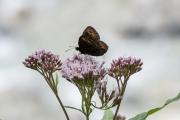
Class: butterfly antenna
65,46,76,52
69,45,76,48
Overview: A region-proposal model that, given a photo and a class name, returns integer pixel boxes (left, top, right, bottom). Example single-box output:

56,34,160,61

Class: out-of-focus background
0,0,180,120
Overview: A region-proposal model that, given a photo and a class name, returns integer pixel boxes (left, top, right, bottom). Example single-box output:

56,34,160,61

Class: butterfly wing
83,26,100,40
76,26,108,56
77,26,100,54
89,41,108,56
77,35,95,54
78,38,108,56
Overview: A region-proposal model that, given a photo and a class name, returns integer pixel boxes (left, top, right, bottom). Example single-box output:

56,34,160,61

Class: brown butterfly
76,26,108,56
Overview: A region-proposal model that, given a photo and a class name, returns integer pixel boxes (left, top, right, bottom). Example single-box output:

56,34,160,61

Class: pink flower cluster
23,50,61,73
109,57,143,79
61,54,105,80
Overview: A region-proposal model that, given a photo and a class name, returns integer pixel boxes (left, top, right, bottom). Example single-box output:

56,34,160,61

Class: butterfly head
75,47,80,51
75,47,85,54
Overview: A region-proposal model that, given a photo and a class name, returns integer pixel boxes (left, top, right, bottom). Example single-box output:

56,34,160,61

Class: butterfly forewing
82,26,100,40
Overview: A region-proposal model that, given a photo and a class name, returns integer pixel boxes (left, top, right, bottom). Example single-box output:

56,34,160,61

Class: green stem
113,78,128,120
64,106,84,115
83,94,90,120
54,93,70,120
81,88,92,120
39,70,70,120
86,115,89,120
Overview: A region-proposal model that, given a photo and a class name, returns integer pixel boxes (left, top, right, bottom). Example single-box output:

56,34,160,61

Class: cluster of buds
23,50,62,95
96,80,121,108
96,81,115,105
108,57,143,80
23,50,62,73
23,50,70,120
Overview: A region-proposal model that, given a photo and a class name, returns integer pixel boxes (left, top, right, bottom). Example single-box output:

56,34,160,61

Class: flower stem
86,115,89,120
54,93,70,120
41,72,70,120
113,78,128,120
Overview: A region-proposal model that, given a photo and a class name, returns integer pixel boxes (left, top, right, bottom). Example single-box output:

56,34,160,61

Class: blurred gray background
0,0,180,120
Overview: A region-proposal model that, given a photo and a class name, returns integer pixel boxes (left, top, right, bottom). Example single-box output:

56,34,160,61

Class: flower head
109,57,143,79
61,54,105,81
23,50,62,73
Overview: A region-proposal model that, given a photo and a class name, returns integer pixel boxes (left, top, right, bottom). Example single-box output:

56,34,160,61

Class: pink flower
23,50,62,73
109,57,143,79
61,54,105,81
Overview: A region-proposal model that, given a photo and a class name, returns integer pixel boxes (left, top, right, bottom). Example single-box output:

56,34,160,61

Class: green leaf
129,92,180,120
54,73,59,87
101,109,114,120
129,112,147,120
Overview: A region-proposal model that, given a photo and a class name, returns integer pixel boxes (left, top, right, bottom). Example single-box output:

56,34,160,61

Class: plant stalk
54,93,70,120
41,71,70,120
113,78,128,120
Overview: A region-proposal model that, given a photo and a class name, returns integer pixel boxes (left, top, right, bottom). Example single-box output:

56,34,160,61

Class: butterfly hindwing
88,41,108,56
78,36,95,54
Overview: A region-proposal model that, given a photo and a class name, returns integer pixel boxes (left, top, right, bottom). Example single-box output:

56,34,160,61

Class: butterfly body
76,26,108,56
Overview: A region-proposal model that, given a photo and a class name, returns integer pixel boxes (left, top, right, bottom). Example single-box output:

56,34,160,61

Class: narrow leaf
54,73,59,87
129,92,180,120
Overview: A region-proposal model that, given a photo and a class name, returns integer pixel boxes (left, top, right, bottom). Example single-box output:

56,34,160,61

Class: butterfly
76,26,108,56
